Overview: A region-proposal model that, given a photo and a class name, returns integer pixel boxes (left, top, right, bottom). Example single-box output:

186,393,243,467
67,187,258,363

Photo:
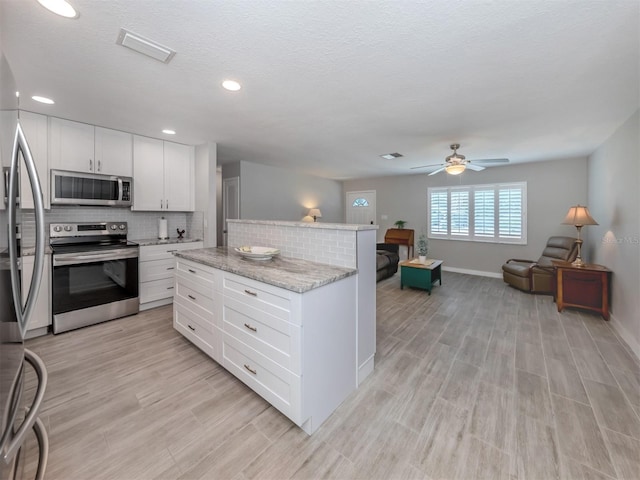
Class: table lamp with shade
562,205,598,267
308,208,322,222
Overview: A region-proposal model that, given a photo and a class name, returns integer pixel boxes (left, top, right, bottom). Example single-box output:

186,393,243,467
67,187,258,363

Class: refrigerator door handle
8,120,46,338
32,416,49,480
0,349,48,464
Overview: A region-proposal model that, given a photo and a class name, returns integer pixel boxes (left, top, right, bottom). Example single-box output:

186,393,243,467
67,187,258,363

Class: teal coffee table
400,259,443,295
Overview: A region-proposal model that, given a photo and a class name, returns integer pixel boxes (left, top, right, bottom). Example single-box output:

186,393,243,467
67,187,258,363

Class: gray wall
587,109,639,356
224,160,343,223
343,157,588,275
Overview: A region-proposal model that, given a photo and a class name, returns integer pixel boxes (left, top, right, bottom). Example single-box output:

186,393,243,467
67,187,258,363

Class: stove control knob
108,224,116,230
64,225,72,232
53,225,62,232
119,224,126,230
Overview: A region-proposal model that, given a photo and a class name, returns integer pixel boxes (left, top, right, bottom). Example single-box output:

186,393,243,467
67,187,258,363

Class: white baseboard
442,266,502,279
610,312,640,360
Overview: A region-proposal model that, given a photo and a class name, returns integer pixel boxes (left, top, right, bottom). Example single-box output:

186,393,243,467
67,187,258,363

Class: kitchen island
172,247,358,434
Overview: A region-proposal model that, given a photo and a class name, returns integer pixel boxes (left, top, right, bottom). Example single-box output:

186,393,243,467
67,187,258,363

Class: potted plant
417,233,428,263
394,220,407,229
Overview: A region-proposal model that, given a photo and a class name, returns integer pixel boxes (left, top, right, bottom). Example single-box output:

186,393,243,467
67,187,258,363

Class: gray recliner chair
502,236,578,294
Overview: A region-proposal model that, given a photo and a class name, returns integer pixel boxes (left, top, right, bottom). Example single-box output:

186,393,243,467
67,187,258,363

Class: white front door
346,190,376,225
222,176,239,246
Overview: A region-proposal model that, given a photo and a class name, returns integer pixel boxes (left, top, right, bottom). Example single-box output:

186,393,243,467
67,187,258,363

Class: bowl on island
234,246,280,260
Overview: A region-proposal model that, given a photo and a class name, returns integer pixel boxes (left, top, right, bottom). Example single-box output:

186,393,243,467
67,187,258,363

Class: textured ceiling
1,0,638,179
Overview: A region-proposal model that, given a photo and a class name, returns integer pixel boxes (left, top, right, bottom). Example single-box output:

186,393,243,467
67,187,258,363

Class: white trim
609,312,640,361
358,354,375,385
442,266,503,279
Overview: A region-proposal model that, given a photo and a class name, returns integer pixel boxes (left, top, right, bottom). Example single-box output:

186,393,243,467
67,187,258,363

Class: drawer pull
187,324,196,331
166,267,175,270
244,364,257,375
188,269,196,274
244,289,257,297
188,294,196,300
166,286,174,290
244,323,257,332
167,249,178,253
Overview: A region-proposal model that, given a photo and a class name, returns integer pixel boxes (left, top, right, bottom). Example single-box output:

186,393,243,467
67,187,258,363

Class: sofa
376,243,400,282
502,236,578,294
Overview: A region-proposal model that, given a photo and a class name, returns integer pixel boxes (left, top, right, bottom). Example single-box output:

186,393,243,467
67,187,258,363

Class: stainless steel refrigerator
0,52,49,480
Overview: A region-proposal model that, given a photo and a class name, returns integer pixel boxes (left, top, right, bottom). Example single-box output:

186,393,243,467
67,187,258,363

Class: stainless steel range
50,222,139,334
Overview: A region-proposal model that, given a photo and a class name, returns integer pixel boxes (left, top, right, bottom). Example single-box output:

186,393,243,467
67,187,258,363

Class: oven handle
53,248,139,266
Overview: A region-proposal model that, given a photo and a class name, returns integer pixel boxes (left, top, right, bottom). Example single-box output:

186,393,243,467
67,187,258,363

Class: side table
399,259,443,295
552,261,612,320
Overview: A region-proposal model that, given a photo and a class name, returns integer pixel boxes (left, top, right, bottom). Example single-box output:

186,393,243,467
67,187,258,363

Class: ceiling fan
411,144,509,176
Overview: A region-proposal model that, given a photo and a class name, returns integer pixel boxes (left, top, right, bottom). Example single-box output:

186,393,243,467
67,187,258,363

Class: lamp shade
562,205,598,226
445,164,466,175
308,208,322,219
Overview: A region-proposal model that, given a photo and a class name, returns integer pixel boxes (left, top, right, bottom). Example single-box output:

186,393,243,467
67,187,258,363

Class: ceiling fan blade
466,164,485,171
471,158,509,164
410,163,443,170
428,167,446,176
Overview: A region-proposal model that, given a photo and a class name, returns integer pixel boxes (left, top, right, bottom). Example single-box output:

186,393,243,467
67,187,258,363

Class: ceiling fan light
445,164,466,175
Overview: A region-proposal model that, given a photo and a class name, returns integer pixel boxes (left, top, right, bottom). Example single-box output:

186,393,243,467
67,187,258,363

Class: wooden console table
552,261,611,320
384,228,414,258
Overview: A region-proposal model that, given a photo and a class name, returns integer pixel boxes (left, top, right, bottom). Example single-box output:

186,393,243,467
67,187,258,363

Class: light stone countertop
132,237,203,247
174,247,357,293
227,219,378,231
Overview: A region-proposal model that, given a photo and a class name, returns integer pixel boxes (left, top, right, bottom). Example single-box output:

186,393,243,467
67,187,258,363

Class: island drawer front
140,242,203,262
140,258,176,282
175,281,217,322
176,259,218,290
222,333,302,424
222,296,301,374
140,277,176,304
174,303,219,359
222,273,293,323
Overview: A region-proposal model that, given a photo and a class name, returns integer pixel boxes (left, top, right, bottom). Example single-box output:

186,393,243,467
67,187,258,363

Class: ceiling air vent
380,152,403,160
116,28,176,64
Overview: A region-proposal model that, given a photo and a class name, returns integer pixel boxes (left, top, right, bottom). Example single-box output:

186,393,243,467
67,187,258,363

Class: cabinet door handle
188,294,196,300
160,199,163,209
188,269,196,274
97,160,101,172
166,267,175,270
244,323,257,332
244,289,257,297
166,199,169,210
187,324,195,331
89,159,93,171
166,286,174,290
244,364,257,375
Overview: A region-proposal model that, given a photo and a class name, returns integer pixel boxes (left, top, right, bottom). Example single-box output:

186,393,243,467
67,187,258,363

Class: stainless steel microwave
50,169,133,207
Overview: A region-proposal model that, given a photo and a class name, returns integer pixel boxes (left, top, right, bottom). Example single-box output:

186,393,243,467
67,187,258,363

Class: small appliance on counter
158,217,168,240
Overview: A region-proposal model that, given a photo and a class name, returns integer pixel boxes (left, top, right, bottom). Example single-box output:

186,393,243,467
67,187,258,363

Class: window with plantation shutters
427,182,526,244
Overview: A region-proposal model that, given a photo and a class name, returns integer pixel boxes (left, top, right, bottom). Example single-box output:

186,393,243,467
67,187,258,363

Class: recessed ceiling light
37,0,78,18
32,95,55,105
222,80,241,91
162,129,176,135
380,152,403,160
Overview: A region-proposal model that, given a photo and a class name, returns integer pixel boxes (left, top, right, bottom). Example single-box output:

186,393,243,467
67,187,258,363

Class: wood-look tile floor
23,272,640,479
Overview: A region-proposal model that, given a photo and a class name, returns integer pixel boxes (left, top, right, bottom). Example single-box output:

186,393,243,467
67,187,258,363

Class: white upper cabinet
94,127,133,177
50,118,132,176
0,111,49,210
49,117,94,173
132,136,194,212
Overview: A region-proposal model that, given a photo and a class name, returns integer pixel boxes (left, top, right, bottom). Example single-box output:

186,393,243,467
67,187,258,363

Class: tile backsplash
18,207,203,245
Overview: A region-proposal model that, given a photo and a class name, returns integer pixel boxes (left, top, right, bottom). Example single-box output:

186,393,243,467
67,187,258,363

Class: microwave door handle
1,349,48,464
118,177,123,201
9,121,46,338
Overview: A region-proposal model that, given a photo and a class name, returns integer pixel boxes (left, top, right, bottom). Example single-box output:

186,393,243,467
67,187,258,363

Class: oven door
51,247,139,333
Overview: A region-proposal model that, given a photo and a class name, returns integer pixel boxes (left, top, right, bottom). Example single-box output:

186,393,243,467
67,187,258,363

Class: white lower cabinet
138,242,203,310
173,257,357,435
22,254,51,338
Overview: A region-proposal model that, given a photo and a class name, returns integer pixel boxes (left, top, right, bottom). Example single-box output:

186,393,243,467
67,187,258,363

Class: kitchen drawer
140,242,203,262
222,272,294,323
222,332,301,423
140,277,175,304
140,257,175,282
176,258,218,289
222,295,301,373
174,302,219,360
174,280,218,323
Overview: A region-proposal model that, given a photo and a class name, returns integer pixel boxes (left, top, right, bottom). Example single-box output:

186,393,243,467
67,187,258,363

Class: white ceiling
1,0,638,180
